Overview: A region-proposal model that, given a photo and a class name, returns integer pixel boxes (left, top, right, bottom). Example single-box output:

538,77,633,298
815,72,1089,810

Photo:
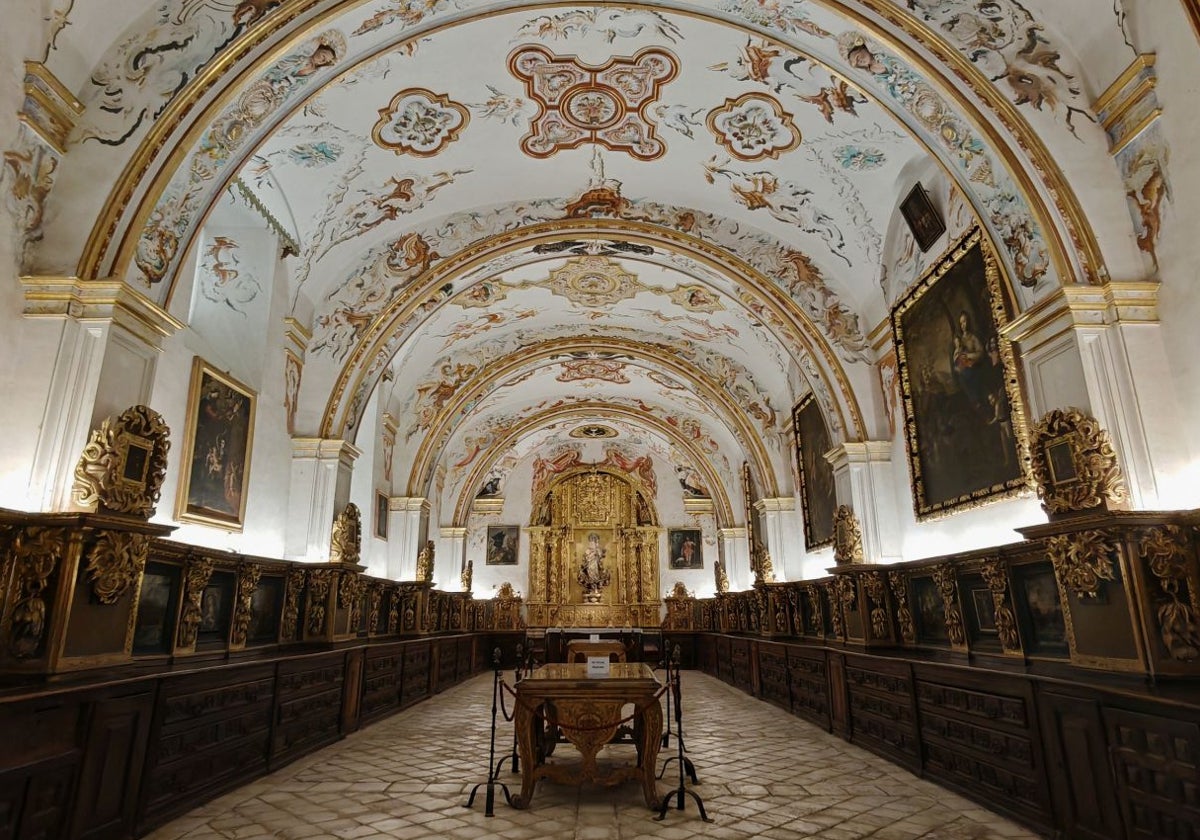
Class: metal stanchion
657,643,698,784
463,648,514,816
655,645,711,823
493,644,523,776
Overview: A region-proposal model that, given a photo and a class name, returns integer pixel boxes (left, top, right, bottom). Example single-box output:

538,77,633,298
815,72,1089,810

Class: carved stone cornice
21,276,184,346
1047,530,1120,599
20,61,82,154
84,531,149,604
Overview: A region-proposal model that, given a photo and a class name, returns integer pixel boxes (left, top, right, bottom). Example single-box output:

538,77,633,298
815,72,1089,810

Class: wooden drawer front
271,655,346,766
916,680,1047,827
361,649,402,723
1105,707,1200,840
844,663,919,770
400,643,432,707
757,645,789,712
787,648,830,731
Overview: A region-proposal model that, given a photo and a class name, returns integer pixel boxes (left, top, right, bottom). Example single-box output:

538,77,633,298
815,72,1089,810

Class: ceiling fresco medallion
508,45,678,160
372,88,469,157
546,255,644,306
706,93,801,161
667,284,724,313
570,424,618,439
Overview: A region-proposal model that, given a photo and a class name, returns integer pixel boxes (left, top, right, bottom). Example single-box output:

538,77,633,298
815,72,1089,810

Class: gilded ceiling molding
319,219,863,446
447,401,736,527
20,61,82,154
20,275,184,349
408,335,779,500
706,92,801,161
371,87,469,157
72,1,1101,318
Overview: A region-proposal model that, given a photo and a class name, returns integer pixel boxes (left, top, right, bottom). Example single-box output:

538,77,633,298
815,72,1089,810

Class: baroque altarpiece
525,467,660,627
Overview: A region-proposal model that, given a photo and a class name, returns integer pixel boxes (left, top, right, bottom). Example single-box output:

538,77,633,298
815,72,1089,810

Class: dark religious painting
669,529,703,569
176,357,256,529
248,576,283,644
486,525,519,565
375,491,389,539
793,393,835,550
133,563,179,654
197,571,235,646
912,575,949,645
892,228,1028,518
899,181,946,252
1016,565,1068,654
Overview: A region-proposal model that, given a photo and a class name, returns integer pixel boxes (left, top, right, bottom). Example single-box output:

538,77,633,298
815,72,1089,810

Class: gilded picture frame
175,358,257,530
891,227,1030,518
486,525,519,565
793,393,835,550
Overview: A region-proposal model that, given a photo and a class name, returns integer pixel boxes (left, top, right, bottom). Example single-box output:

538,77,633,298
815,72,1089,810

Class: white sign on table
586,656,611,678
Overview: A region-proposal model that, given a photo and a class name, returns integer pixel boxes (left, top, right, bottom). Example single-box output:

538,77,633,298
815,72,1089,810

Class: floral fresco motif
352,0,457,37
717,0,830,38
467,85,536,126
198,234,262,315
556,358,631,385
513,8,683,43
76,0,284,147
371,88,469,156
1120,138,1170,270
1,127,59,268
652,104,705,139
707,93,801,161
668,284,724,313
509,45,678,160
135,30,346,286
545,256,645,307
897,0,1090,138
407,362,478,440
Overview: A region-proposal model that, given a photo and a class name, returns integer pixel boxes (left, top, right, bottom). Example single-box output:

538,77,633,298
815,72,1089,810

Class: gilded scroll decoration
833,505,864,565
714,558,730,593
576,471,610,524
329,503,362,566
73,405,170,518
932,563,966,645
85,530,150,604
1047,530,1119,599
366,583,383,633
415,539,435,583
828,581,846,639
8,527,64,660
862,571,890,639
281,567,306,641
806,585,823,635
178,557,215,649
1139,526,1200,661
307,569,334,635
754,548,776,584
460,559,474,593
339,571,366,628
1030,408,1128,516
888,570,916,644
230,563,263,647
980,558,1020,651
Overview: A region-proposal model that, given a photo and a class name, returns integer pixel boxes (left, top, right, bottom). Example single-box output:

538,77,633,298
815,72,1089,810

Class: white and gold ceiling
6,0,1170,533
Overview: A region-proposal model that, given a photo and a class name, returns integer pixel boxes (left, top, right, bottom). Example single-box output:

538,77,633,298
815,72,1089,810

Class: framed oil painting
899,181,946,253
133,563,180,654
669,529,703,569
892,228,1029,518
176,358,256,529
375,491,389,539
486,525,519,565
793,393,835,550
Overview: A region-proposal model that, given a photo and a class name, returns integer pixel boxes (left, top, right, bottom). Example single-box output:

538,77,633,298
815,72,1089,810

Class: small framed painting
375,491,389,539
899,181,946,253
486,525,519,565
668,529,703,569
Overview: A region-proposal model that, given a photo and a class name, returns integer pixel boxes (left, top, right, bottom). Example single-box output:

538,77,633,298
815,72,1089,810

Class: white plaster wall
349,387,386,578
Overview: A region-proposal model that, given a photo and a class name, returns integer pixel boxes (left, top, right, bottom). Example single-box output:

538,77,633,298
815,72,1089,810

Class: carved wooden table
565,639,627,662
511,662,663,810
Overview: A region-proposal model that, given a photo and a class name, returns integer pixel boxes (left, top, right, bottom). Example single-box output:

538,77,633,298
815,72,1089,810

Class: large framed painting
891,228,1029,517
176,358,256,529
486,525,519,565
668,529,702,569
793,393,836,550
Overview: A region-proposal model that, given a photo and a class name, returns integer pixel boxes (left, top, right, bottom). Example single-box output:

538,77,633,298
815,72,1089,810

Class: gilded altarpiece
526,468,660,627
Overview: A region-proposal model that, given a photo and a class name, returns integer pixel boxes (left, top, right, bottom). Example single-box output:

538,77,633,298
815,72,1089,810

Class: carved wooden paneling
5,763,74,840
757,643,789,713
434,638,458,693
786,647,829,731
916,677,1049,829
71,690,154,840
844,659,918,770
715,635,732,684
400,642,431,707
456,637,474,682
360,646,402,724
271,654,345,768
1040,691,1126,840
1105,708,1200,840
140,666,274,828
729,637,752,694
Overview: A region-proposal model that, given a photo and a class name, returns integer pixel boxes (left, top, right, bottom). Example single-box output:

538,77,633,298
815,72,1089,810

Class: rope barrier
498,678,673,733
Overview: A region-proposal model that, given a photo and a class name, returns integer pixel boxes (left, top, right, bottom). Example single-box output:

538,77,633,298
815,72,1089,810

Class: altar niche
526,466,661,628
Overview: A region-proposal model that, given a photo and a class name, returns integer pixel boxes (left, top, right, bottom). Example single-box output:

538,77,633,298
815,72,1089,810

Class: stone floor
146,670,1044,840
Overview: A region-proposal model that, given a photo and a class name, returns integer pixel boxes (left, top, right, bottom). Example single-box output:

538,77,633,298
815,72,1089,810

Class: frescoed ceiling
10,0,1161,529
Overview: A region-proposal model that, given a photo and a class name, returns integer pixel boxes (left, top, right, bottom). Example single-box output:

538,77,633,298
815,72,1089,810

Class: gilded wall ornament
862,571,890,639
545,255,643,307
281,567,306,642
754,548,776,584
307,569,334,635
85,530,150,604
888,570,916,644
73,405,170,518
667,581,692,600
415,539,435,583
932,563,966,645
329,503,362,566
230,563,263,647
1047,530,1119,599
178,557,215,649
1139,526,1200,661
714,558,730,593
1029,408,1128,516
806,585,823,635
576,471,610,524
460,559,474,593
828,581,846,639
7,527,64,660
980,558,1020,651
833,505,864,565
339,571,365,628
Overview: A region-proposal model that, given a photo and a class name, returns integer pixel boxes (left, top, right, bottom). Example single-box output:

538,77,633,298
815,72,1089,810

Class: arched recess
447,402,738,527
409,336,781,502
69,0,1107,312
320,219,868,445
